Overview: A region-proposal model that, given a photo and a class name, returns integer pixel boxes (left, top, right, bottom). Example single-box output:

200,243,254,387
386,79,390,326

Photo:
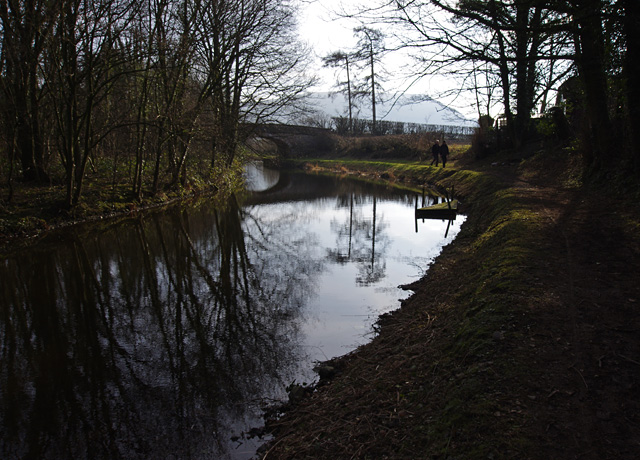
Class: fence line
330,116,476,139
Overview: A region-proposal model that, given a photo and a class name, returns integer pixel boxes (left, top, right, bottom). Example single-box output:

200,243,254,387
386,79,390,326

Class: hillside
295,92,478,128
261,148,640,459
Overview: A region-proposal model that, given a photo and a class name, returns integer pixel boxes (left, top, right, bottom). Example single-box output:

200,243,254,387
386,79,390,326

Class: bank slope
263,154,640,459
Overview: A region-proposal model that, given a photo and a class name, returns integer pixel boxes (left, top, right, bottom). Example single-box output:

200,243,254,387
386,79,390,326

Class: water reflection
0,196,317,459
0,168,465,459
327,195,389,286
243,162,280,192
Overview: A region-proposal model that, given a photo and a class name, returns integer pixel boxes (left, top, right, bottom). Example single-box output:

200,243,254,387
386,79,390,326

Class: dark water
0,165,464,459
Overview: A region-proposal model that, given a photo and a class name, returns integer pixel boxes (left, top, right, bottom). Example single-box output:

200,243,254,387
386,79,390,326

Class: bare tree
323,51,357,134
353,26,385,135
350,1,574,145
44,0,139,207
195,0,315,167
362,0,639,171
567,0,614,169
0,0,60,183
1,0,315,206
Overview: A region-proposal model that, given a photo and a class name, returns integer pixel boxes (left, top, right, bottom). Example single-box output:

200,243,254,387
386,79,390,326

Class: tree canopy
0,0,314,206
351,0,638,174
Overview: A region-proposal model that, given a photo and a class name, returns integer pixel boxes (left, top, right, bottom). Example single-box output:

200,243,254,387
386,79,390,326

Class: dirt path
521,182,640,458
262,159,640,459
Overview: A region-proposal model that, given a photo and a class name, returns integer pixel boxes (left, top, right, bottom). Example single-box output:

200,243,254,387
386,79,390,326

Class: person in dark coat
430,140,440,166
440,140,449,168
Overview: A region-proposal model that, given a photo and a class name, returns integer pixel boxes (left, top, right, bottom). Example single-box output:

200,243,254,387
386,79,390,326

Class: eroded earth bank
261,150,640,459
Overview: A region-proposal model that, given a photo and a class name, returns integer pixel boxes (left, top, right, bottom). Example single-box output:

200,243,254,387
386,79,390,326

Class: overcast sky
298,0,357,56
297,0,359,92
296,0,478,119
297,1,420,98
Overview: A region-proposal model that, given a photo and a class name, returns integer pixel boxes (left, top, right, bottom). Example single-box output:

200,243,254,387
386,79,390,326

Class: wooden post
414,195,419,233
445,218,452,238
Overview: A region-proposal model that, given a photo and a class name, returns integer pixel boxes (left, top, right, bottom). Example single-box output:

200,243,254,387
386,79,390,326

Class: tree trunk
346,55,353,135
496,30,515,147
624,0,640,174
11,71,48,182
573,0,613,171
514,2,530,147
370,50,376,135
513,1,541,147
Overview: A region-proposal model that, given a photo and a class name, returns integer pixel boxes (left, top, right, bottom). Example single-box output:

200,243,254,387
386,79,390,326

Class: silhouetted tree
353,26,385,135
323,51,357,134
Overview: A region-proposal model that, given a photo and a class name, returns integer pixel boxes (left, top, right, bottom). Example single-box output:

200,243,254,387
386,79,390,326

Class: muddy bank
261,151,640,459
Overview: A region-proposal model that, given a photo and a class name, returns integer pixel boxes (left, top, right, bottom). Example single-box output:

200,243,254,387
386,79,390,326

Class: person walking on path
430,140,440,166
440,140,449,168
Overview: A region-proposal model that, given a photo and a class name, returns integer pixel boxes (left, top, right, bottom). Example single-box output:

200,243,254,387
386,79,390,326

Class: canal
0,164,465,459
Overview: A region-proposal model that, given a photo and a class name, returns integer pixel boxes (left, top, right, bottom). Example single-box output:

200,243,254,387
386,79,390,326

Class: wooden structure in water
414,186,459,236
414,185,459,220
415,199,458,220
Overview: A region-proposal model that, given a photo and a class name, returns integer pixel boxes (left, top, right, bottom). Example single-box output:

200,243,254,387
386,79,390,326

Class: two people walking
430,139,449,168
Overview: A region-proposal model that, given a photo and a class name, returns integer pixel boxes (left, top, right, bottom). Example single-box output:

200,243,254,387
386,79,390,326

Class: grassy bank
284,162,542,455
263,148,640,458
0,158,246,254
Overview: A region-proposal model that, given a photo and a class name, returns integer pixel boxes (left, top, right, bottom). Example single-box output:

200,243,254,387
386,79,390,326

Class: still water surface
0,164,464,459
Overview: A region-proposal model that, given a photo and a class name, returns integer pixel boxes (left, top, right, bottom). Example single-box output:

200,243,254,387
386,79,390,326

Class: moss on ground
264,146,640,459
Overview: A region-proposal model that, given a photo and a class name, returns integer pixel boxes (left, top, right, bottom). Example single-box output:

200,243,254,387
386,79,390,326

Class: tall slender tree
45,0,138,206
196,0,313,167
354,26,385,135
567,0,613,169
323,51,357,134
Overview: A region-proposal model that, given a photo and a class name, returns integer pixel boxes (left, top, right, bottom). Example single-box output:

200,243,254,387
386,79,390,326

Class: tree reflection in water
328,194,390,286
0,170,465,460
0,194,319,459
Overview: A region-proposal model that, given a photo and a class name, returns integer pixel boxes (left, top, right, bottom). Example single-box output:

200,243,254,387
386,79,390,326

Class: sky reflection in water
0,166,464,459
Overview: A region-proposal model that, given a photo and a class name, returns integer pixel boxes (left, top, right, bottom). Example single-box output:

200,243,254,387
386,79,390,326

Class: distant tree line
331,116,474,139
0,0,313,206
353,0,640,176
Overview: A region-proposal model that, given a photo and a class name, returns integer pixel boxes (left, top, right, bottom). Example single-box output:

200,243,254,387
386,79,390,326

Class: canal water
0,164,465,459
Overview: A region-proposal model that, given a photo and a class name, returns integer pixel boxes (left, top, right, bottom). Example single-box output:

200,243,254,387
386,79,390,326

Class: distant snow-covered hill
300,92,477,127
